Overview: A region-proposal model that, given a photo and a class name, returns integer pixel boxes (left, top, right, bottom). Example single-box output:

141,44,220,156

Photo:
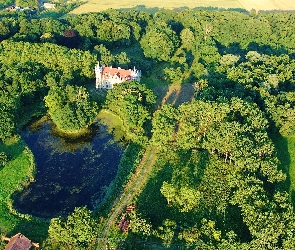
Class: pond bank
0,137,48,242
13,117,124,218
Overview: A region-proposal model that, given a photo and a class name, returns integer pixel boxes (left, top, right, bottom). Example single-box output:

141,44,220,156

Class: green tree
15,0,38,8
151,104,177,150
129,210,152,237
47,207,97,249
0,152,7,167
94,44,114,66
154,219,177,247
44,85,98,132
161,181,201,212
140,22,179,61
180,28,195,50
0,105,15,142
105,81,155,142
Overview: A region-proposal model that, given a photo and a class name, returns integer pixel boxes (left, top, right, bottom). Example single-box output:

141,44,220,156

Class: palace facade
95,62,141,89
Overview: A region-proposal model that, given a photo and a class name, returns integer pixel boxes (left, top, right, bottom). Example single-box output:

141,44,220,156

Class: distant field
70,0,295,14
239,0,295,11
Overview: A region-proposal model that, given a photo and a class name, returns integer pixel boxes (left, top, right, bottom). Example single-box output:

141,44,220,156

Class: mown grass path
96,144,157,249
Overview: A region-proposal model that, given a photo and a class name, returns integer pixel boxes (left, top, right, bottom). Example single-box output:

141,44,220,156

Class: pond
13,117,124,218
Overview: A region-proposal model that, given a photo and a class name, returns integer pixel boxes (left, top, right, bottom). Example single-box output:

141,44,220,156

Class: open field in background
70,0,295,14
239,0,295,11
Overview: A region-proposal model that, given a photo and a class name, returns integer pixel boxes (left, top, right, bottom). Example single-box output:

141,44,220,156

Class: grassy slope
0,139,48,242
271,132,295,205
287,136,295,200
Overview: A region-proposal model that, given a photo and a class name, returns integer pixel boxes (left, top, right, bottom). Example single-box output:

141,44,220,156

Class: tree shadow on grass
269,131,291,194
7,218,49,245
159,82,195,108
0,140,25,162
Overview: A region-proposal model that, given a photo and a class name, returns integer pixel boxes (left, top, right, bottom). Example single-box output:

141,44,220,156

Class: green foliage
129,210,152,237
285,136,295,201
0,41,96,79
140,22,179,61
161,181,201,212
94,44,115,66
44,85,98,131
15,0,39,8
0,103,16,142
0,238,6,249
107,224,126,249
201,219,221,243
47,207,97,249
163,66,182,83
2,8,295,250
0,17,18,40
151,104,177,149
105,81,156,142
154,219,176,247
214,51,295,136
0,140,48,241
180,28,195,50
138,94,290,248
0,0,13,8
0,151,8,167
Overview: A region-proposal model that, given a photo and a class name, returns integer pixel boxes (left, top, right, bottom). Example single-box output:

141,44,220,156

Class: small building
43,3,55,9
2,233,39,250
95,62,141,89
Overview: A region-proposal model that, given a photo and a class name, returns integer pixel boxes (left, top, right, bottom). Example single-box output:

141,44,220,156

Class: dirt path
96,82,195,249
97,145,157,249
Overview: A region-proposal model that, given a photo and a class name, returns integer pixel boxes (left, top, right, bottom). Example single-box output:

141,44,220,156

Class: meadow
70,0,295,14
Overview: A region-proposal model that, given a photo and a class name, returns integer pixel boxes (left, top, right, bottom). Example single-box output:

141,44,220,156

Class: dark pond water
14,118,124,218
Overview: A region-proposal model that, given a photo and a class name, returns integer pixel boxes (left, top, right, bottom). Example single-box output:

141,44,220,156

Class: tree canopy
1,7,295,250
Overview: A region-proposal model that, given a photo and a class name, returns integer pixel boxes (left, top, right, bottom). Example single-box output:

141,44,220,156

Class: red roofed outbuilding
2,233,39,250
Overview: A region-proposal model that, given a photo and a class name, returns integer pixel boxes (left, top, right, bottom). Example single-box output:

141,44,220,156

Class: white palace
95,62,141,89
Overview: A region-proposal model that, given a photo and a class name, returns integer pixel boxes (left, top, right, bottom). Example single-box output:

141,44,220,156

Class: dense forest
1,4,295,250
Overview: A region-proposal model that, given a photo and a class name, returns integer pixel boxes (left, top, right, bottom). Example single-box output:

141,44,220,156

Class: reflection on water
14,118,124,218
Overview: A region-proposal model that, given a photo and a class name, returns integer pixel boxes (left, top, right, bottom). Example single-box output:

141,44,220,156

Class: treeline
0,0,14,8
2,10,295,50
1,9,295,65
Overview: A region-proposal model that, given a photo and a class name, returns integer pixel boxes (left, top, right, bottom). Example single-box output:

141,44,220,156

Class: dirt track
97,145,157,249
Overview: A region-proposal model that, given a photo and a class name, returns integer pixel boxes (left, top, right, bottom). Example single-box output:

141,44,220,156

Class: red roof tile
5,233,32,250
102,67,132,79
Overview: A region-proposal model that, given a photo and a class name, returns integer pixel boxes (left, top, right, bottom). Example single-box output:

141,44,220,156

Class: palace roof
102,66,132,80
